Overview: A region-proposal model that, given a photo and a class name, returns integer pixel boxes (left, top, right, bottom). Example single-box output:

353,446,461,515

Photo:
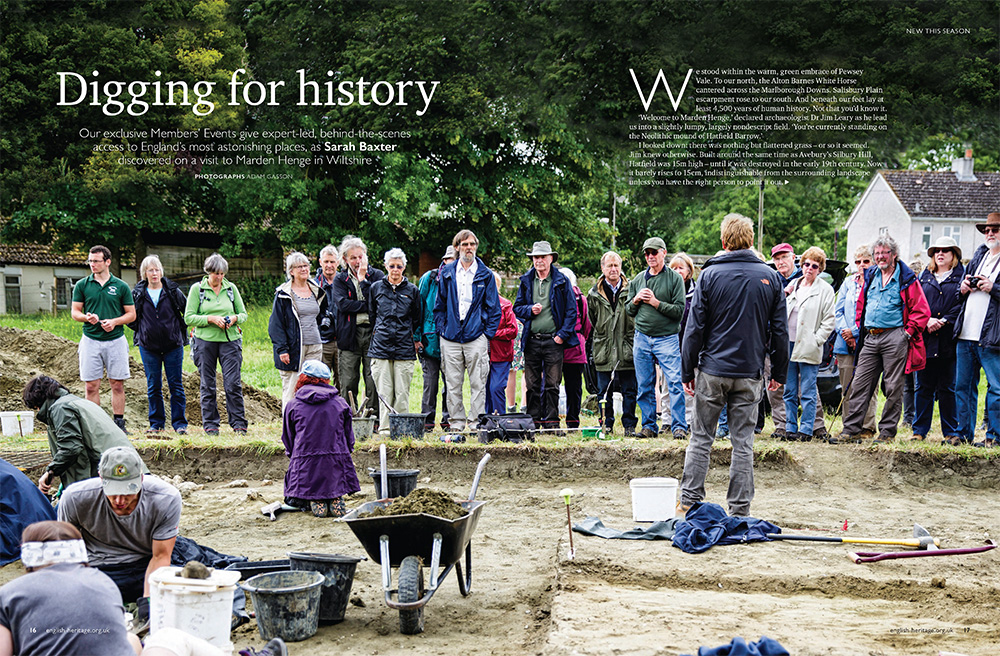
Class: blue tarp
1,458,57,566
671,502,781,554
681,636,789,656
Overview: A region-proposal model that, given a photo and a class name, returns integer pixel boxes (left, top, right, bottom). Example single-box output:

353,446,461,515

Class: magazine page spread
1,2,998,655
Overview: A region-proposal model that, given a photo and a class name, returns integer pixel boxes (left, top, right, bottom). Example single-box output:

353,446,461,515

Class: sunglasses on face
386,264,404,270
854,259,871,265
644,250,659,256
984,227,1000,234
801,262,820,270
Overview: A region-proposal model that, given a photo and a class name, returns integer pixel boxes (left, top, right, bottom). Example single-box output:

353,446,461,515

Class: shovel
768,523,939,549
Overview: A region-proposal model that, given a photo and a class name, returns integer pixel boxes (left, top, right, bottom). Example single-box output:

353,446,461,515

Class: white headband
20,540,89,568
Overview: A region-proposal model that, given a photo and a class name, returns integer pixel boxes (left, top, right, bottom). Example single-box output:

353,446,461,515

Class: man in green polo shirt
71,245,135,433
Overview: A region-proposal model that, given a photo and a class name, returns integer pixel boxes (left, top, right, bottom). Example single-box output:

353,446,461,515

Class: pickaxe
848,539,996,563
767,524,940,549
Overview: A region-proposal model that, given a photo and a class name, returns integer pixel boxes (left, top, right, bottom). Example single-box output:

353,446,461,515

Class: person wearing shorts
72,245,135,434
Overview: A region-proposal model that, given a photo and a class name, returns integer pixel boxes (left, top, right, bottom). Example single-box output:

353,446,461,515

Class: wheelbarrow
340,451,491,634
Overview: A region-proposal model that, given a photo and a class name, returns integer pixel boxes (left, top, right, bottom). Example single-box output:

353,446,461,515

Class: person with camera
184,254,248,434
953,212,1000,447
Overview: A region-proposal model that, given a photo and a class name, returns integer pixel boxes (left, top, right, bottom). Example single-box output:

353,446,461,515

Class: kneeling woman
281,360,361,517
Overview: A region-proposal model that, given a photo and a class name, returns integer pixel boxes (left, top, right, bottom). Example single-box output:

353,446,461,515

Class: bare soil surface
0,326,281,425
4,442,997,656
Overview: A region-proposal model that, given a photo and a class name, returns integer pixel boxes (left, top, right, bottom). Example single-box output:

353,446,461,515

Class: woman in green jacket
184,253,249,434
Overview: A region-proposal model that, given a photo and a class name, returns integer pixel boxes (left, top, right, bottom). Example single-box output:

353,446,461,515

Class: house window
4,275,21,314
922,226,932,250
943,225,961,245
55,277,83,309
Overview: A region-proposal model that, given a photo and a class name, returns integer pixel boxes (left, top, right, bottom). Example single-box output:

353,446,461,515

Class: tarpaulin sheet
671,502,781,554
681,636,789,656
572,516,680,540
1,458,57,566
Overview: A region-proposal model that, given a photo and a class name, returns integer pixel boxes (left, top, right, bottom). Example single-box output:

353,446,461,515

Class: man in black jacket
679,213,788,517
331,236,384,422
314,244,342,390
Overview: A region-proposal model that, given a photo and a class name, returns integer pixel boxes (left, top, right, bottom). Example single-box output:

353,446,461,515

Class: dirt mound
0,326,281,427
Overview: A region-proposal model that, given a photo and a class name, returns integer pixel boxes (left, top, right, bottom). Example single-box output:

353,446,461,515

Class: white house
845,152,1000,269
0,241,136,315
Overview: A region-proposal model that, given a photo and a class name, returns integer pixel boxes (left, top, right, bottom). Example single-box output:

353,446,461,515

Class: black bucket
225,559,291,581
367,468,419,499
239,570,324,642
389,413,425,440
288,552,364,624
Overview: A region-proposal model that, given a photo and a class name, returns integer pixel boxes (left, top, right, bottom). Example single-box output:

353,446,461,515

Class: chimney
951,148,977,182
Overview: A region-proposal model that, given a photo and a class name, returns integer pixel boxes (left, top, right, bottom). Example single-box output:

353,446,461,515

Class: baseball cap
99,447,145,496
770,243,794,257
642,237,666,251
302,359,331,380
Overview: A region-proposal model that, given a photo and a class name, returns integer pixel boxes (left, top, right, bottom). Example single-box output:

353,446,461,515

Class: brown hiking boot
636,427,657,439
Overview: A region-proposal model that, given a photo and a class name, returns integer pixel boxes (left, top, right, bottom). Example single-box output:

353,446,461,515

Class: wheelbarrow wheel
398,555,425,634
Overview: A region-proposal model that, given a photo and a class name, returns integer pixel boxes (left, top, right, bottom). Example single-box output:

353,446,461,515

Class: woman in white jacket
782,247,836,441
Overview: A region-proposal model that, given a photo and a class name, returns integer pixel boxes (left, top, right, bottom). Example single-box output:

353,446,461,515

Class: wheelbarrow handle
469,453,491,501
849,540,996,563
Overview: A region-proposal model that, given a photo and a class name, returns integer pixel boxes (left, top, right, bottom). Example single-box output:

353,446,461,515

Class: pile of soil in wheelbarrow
360,488,467,520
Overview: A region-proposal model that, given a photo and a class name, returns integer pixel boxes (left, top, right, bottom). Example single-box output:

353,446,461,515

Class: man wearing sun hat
513,240,577,431
58,446,178,628
953,212,1000,446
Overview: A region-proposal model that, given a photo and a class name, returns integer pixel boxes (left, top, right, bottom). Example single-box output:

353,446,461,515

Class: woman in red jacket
560,268,593,429
486,272,518,415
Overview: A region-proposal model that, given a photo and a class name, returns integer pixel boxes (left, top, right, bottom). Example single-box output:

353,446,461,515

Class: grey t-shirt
294,290,322,345
0,563,135,656
57,475,182,566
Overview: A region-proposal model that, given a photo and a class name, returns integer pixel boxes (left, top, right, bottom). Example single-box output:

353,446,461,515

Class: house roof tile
881,170,1000,219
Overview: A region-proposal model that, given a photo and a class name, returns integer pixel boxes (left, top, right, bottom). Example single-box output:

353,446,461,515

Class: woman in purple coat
281,360,360,517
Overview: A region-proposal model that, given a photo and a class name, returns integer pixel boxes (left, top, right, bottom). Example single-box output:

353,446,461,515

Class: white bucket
0,411,34,436
150,566,241,655
629,477,679,522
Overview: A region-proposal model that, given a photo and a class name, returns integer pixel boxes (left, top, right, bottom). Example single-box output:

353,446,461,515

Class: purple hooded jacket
281,383,361,500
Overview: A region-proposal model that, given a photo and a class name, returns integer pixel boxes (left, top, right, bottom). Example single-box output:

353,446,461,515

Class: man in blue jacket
513,241,577,431
434,230,502,432
680,214,788,518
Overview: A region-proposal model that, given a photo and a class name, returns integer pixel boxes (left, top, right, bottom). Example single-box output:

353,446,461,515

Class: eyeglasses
801,262,821,270
386,264,405,270
459,241,478,248
984,226,1000,234
644,250,660,256
854,259,871,265
86,259,106,264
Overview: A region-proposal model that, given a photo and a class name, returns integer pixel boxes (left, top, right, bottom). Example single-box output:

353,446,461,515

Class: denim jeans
596,369,637,430
138,345,187,431
913,356,959,437
634,331,686,432
955,339,1000,441
783,349,820,436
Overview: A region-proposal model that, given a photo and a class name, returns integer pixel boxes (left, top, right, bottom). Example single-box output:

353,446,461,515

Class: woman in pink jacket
487,272,519,415
560,269,593,429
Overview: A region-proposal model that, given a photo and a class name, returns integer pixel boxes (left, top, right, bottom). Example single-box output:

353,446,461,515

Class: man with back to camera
72,245,136,434
434,230,502,432
626,237,686,439
952,212,1000,446
588,251,638,436
332,235,384,423
679,213,788,517
512,241,577,431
